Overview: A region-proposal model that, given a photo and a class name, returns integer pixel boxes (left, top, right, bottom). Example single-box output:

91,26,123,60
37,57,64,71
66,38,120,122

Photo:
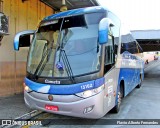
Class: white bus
14,6,144,119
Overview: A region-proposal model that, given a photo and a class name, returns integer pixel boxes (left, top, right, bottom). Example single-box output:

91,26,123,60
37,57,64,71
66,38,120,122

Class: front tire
112,85,123,113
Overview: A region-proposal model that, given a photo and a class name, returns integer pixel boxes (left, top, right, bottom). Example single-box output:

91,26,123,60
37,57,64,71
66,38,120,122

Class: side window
121,38,141,54
104,12,120,73
108,12,120,55
105,32,114,65
111,26,119,56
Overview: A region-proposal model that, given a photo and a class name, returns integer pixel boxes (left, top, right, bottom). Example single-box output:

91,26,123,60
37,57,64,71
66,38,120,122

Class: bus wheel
136,75,142,88
112,85,123,113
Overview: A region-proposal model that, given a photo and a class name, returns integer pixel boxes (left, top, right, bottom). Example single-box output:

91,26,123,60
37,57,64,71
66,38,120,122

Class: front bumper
24,90,105,119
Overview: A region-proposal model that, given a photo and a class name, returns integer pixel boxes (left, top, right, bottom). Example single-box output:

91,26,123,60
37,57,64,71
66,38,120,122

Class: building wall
0,0,53,96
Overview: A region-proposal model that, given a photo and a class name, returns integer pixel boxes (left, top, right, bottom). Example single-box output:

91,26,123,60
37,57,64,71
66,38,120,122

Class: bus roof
43,6,107,21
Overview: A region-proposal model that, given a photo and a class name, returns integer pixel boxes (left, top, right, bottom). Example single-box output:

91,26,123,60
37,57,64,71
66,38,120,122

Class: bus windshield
27,13,104,78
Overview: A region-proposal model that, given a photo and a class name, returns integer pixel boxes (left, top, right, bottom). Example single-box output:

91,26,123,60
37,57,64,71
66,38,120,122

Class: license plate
45,104,59,111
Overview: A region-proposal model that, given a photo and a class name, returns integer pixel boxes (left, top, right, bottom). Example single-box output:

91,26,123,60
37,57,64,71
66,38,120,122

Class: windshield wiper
60,49,75,84
54,18,75,83
33,43,51,79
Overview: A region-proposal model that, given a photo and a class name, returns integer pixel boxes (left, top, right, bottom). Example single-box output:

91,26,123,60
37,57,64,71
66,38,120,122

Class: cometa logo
45,79,60,84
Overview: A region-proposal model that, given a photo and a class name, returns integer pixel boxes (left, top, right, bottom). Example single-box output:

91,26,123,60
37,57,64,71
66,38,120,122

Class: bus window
104,32,115,73
121,33,143,54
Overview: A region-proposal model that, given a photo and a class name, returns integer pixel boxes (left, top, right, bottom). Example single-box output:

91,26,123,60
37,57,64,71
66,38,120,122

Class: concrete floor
0,93,31,119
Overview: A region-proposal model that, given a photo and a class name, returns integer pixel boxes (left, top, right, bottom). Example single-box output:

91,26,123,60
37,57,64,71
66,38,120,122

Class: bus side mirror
98,18,114,45
14,30,35,51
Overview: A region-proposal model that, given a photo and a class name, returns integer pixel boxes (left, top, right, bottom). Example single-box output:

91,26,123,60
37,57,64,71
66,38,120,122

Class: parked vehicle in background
142,52,158,64
154,55,158,60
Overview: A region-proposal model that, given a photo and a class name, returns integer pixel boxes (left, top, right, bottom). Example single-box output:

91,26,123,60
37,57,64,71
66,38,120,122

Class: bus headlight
23,83,32,92
83,90,93,98
76,84,104,98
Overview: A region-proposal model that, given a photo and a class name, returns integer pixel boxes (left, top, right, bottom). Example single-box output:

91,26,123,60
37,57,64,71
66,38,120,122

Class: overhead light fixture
60,0,67,12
